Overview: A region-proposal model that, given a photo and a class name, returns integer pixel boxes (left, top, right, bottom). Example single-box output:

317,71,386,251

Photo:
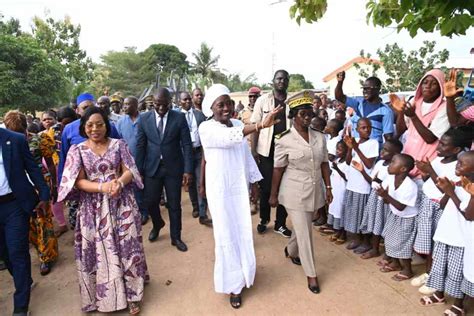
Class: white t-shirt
346,138,379,194
329,160,348,219
434,186,470,247
370,160,389,189
422,157,458,201
327,135,341,157
382,174,419,218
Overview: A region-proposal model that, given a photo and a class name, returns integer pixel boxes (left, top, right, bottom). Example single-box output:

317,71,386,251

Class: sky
2,0,474,88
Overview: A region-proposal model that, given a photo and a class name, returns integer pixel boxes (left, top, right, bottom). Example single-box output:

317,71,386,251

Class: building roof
322,57,383,82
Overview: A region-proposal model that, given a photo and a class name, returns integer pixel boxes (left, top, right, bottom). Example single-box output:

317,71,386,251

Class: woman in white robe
199,84,283,309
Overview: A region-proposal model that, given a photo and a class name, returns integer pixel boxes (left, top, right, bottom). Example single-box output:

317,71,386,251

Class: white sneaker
411,273,429,287
419,284,436,295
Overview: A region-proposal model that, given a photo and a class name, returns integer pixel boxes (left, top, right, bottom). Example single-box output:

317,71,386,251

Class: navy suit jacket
0,128,50,214
194,108,207,127
136,110,193,177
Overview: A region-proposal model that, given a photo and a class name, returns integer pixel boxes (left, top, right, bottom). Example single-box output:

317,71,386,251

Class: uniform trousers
286,209,316,277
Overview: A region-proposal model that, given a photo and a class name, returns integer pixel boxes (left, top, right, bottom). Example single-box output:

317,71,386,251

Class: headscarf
202,84,230,118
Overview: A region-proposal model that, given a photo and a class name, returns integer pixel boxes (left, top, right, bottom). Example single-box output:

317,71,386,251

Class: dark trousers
188,148,207,217
134,188,148,217
144,166,183,241
258,154,287,227
0,199,32,312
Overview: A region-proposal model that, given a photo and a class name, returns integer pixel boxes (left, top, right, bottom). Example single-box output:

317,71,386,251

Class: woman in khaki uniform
269,91,333,294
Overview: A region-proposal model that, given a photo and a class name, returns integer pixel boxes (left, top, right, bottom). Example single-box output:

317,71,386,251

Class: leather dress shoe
308,283,321,294
192,209,199,218
141,214,149,226
148,221,165,242
199,217,213,226
171,239,188,252
284,247,301,265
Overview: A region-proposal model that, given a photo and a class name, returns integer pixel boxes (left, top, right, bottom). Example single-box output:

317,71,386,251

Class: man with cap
240,86,261,215
109,94,123,124
250,70,292,237
58,93,121,228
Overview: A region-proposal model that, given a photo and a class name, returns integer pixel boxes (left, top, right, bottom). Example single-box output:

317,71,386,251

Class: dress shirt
155,110,169,135
181,108,201,147
116,114,141,158
0,145,12,195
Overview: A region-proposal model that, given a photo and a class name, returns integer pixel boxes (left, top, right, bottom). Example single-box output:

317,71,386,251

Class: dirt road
1,196,469,315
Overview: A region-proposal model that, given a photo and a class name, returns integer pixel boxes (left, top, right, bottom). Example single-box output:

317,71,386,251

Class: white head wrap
202,84,230,118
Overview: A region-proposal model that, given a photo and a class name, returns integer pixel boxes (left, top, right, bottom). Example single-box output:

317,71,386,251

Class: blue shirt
58,119,121,182
116,114,141,158
345,96,394,144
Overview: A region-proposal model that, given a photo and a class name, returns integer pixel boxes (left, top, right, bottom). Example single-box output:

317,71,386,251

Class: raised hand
444,68,464,98
389,93,405,113
336,71,345,82
415,157,433,175
403,101,417,118
436,177,455,196
460,176,474,195
262,105,284,128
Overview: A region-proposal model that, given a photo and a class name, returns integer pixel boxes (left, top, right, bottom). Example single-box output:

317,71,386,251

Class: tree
89,47,149,97
289,0,474,37
141,43,189,86
0,14,22,37
288,74,314,92
31,15,94,84
193,42,220,79
0,34,68,113
355,40,449,92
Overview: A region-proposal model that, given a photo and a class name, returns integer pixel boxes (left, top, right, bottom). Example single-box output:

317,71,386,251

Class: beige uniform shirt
250,92,292,157
274,127,328,212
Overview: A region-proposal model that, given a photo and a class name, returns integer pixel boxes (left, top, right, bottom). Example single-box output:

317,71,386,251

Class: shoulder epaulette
275,129,290,139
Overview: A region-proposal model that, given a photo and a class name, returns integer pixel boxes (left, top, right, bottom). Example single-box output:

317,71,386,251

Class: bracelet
118,179,125,189
326,185,332,190
260,122,265,129
98,183,103,193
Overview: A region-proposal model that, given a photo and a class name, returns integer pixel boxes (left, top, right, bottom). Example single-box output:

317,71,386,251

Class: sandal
329,235,338,242
380,265,401,273
419,293,446,306
443,305,465,316
129,302,140,315
376,259,391,267
230,293,242,309
334,238,346,245
391,272,413,281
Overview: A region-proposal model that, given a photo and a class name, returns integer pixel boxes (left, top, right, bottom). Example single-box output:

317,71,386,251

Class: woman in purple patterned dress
58,107,148,315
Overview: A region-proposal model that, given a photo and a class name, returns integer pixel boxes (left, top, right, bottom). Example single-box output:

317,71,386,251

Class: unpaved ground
1,195,472,315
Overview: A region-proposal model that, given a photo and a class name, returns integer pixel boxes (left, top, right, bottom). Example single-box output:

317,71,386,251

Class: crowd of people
0,67,473,316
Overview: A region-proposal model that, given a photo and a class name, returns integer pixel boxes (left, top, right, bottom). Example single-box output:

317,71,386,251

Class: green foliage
190,42,221,88
290,0,474,37
0,34,69,113
288,74,314,92
356,41,449,92
31,15,94,84
142,43,190,85
0,14,22,36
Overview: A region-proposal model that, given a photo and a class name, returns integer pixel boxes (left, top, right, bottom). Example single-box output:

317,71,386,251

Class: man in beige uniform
269,91,333,294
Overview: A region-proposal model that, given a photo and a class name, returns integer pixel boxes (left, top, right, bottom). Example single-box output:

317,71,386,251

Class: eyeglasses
362,86,380,90
248,95,259,98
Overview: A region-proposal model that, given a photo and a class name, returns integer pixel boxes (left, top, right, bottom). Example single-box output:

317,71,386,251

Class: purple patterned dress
58,138,149,312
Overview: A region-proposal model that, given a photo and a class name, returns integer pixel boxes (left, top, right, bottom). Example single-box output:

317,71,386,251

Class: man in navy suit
136,88,193,252
0,127,50,316
179,91,211,226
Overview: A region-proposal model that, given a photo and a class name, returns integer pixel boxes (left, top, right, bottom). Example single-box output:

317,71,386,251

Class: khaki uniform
274,127,328,277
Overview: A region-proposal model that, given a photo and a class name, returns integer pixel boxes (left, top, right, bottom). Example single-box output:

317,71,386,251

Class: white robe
199,119,262,294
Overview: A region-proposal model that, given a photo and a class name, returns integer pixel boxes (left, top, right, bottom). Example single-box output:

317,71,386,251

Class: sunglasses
248,95,259,98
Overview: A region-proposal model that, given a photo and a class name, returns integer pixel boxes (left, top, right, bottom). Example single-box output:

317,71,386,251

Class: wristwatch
326,185,332,190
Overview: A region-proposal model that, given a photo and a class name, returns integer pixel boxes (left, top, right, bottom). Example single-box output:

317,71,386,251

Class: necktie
186,111,192,129
158,117,164,139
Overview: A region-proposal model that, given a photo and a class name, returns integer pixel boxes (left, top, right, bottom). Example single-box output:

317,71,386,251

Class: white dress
199,118,262,294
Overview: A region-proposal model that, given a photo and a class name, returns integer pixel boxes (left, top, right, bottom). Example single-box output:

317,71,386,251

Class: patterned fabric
461,278,474,297
426,242,464,299
382,211,416,259
27,132,58,264
327,214,343,230
45,124,62,165
360,189,390,235
414,194,443,255
342,190,368,234
58,139,149,312
67,200,79,229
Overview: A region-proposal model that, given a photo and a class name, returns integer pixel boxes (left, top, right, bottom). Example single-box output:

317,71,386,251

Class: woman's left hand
325,189,333,204
250,183,259,203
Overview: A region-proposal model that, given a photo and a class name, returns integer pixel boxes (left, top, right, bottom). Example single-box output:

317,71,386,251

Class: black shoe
307,278,321,294
199,217,213,227
284,247,301,265
148,221,165,242
40,262,51,276
274,225,292,238
257,220,268,234
312,217,327,227
141,214,149,226
192,209,199,218
171,239,188,252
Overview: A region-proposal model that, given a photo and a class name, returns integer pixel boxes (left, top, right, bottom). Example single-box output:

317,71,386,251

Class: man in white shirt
179,91,211,226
